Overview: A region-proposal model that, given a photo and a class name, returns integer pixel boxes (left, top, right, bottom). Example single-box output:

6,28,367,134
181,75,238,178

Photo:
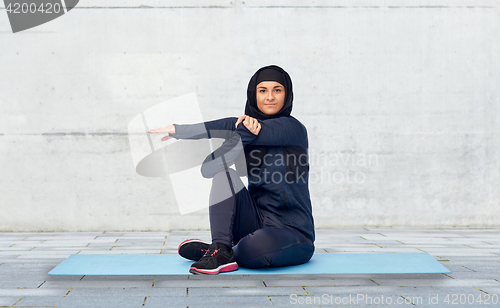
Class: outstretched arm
149,117,240,140
148,117,256,179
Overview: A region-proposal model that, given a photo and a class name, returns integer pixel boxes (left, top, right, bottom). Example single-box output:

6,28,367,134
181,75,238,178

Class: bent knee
234,228,314,268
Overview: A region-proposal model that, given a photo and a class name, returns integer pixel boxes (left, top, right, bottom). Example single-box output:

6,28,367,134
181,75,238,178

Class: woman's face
256,81,286,115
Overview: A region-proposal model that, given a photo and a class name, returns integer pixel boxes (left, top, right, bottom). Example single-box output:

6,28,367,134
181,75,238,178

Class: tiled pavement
0,229,499,307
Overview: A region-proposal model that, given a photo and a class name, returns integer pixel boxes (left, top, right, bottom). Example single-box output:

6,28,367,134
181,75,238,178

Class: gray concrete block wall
1,0,499,231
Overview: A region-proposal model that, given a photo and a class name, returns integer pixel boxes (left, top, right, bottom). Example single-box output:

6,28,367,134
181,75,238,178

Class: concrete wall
1,0,499,231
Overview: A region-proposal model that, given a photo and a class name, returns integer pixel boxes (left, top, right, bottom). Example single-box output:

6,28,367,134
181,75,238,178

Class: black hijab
245,65,293,120
243,65,309,183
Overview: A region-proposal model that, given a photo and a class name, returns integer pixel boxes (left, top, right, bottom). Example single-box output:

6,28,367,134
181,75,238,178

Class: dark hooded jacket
173,65,315,242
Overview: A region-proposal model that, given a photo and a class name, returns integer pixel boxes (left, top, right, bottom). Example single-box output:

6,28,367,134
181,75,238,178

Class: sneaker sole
189,262,238,275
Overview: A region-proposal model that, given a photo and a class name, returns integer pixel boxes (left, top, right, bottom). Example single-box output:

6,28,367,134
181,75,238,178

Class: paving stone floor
0,229,499,307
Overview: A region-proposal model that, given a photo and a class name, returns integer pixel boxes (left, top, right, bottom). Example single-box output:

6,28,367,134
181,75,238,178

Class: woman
149,65,315,274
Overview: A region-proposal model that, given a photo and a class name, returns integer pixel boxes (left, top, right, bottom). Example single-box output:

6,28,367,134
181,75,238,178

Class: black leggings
209,169,315,269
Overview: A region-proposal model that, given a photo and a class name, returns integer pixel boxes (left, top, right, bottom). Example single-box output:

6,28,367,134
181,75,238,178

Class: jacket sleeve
172,117,239,140
237,116,308,147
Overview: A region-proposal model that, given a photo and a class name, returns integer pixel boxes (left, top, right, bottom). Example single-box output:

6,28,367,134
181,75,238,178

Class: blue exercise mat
48,253,450,275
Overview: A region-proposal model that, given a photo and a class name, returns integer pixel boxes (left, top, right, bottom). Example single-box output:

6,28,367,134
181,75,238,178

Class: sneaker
178,239,210,261
189,242,238,275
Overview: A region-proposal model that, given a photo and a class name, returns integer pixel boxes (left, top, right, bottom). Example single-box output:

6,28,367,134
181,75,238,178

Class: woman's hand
235,115,261,135
148,124,176,141
235,115,246,128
